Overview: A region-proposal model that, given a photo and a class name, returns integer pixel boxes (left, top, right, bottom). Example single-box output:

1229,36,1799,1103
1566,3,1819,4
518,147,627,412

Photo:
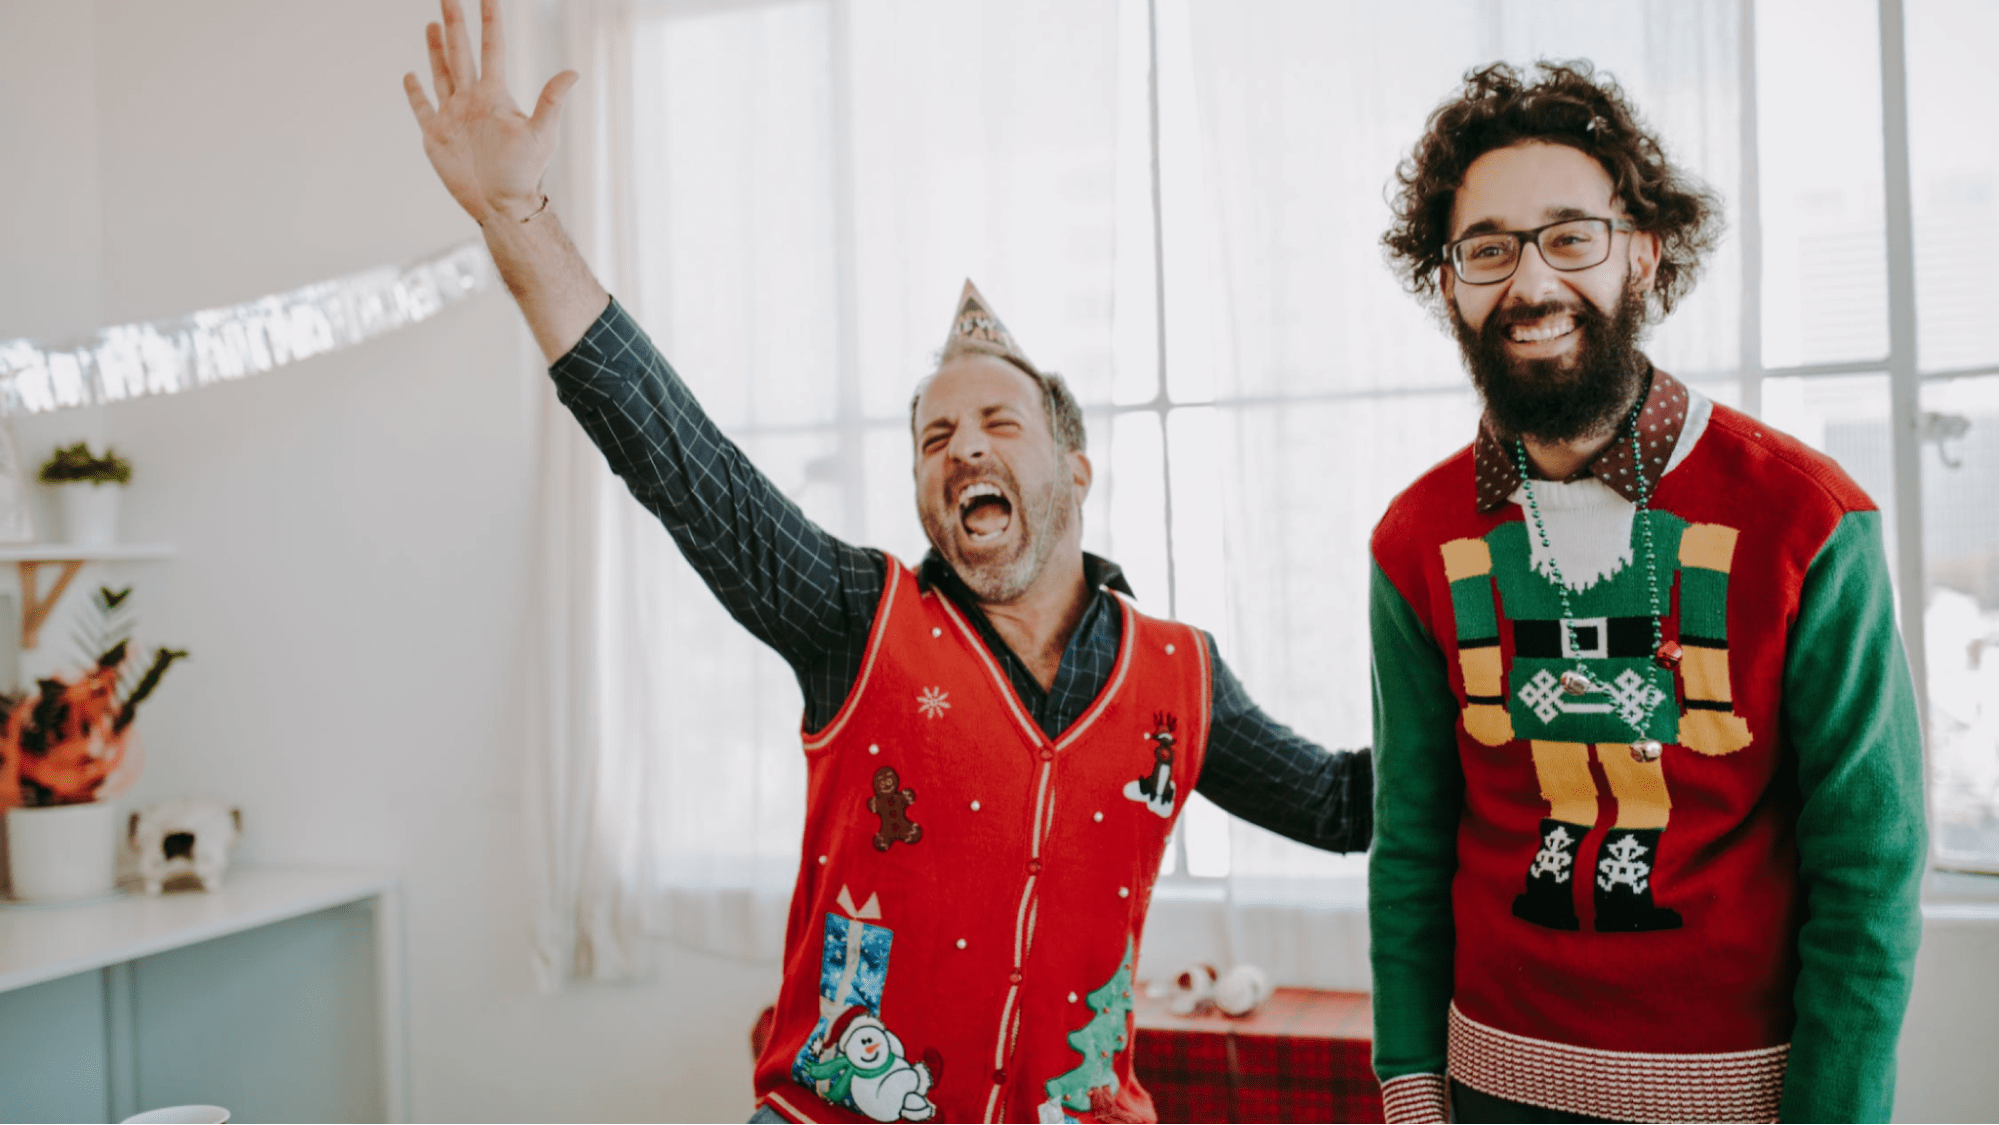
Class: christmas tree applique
1041,937,1136,1117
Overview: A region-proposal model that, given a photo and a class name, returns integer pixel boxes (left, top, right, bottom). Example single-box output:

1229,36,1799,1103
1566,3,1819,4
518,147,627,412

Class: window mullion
1876,0,1934,840
1145,0,1179,621
1739,0,1765,417
827,0,866,540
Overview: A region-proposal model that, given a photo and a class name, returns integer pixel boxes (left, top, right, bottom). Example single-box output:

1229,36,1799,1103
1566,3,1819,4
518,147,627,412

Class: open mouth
957,481,1014,543
1506,310,1578,345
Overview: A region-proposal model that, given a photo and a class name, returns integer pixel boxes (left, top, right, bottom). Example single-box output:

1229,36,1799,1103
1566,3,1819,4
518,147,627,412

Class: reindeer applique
1121,712,1178,819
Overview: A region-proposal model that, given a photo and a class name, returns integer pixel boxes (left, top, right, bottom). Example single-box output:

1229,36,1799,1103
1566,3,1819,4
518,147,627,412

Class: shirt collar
1472,365,1691,512
917,549,1136,601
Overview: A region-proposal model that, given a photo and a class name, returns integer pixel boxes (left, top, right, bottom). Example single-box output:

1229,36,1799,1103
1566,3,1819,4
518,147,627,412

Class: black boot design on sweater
1511,818,1586,931
1593,827,1684,932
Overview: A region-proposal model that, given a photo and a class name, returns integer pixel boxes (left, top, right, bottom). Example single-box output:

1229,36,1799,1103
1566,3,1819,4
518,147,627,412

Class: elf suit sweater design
1368,385,1925,1123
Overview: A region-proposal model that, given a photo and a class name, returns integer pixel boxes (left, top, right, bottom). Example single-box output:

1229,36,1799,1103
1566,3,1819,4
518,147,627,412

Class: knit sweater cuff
1380,1073,1448,1123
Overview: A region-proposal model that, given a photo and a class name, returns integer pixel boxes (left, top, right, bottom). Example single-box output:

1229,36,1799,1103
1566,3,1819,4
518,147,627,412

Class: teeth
1509,314,1576,343
957,481,1004,512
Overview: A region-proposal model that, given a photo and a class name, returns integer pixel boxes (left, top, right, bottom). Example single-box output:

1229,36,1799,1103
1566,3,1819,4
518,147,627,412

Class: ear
1628,229,1662,294
1069,450,1093,500
1440,262,1457,308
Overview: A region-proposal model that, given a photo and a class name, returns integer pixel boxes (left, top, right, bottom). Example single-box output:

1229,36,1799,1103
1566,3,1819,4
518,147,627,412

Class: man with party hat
400,4,1370,1122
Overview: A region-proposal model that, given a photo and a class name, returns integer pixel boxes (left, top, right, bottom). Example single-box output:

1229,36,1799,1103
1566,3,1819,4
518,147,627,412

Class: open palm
402,0,577,225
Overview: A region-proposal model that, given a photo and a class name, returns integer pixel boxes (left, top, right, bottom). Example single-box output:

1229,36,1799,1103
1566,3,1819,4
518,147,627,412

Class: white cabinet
0,869,406,1123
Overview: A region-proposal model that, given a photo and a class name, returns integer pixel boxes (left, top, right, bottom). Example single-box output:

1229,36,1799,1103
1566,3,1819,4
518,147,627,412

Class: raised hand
402,0,579,225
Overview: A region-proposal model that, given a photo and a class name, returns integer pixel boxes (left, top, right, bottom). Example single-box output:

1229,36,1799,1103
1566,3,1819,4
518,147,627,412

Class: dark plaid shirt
547,299,1370,852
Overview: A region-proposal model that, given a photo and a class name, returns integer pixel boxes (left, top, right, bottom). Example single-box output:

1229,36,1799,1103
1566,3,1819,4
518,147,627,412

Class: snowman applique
800,1006,940,1122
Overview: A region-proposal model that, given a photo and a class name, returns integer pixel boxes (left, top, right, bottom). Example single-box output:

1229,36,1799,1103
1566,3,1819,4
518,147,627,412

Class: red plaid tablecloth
1132,987,1383,1124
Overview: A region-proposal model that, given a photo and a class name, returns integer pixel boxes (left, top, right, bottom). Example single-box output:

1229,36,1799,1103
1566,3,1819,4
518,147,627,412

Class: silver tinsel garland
0,240,495,415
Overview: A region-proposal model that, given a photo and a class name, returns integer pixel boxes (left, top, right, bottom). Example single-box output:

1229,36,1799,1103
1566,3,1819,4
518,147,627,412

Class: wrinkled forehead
1450,140,1620,239
912,352,1047,430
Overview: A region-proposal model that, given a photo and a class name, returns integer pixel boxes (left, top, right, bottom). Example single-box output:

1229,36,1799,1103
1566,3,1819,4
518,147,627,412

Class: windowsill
1153,874,1368,911
650,867,1999,972
1922,870,1999,920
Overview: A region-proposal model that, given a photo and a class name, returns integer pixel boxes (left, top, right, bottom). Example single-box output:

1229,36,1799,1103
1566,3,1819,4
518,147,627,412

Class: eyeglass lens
1454,219,1612,283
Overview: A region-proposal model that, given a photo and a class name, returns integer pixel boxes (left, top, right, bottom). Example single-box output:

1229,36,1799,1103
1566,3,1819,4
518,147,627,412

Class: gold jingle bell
1560,669,1594,696
1630,739,1664,763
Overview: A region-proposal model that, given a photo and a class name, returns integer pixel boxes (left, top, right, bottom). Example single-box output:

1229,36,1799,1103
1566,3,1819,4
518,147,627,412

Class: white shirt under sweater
1508,389,1714,594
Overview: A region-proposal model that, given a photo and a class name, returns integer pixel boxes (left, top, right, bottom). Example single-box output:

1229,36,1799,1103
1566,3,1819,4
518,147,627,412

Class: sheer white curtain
522,0,661,987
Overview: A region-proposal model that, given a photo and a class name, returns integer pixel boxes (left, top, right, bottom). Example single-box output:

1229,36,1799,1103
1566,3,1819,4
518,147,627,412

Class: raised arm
399,0,882,729
402,0,604,360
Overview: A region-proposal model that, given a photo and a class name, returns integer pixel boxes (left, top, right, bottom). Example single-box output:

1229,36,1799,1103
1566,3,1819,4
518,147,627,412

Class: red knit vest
756,558,1212,1124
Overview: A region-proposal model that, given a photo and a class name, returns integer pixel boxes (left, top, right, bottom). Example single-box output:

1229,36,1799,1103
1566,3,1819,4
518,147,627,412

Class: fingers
402,72,438,128
440,0,475,91
529,70,580,146
479,0,506,85
426,22,454,102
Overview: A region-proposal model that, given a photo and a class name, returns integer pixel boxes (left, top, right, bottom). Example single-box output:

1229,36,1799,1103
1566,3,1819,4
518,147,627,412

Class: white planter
6,802,120,902
59,482,122,546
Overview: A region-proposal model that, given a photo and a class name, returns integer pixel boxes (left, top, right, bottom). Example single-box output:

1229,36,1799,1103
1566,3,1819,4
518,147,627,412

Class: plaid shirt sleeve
546,298,883,731
1195,633,1374,853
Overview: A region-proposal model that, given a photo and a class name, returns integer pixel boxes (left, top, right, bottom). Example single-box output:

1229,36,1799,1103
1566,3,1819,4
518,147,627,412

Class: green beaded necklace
1513,394,1672,761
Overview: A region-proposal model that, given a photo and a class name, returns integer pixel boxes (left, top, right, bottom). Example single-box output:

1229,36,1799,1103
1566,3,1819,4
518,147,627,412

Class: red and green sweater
1368,377,1925,1123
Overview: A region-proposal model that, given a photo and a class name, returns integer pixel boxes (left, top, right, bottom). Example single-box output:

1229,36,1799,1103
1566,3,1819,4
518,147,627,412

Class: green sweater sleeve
1368,561,1463,1083
1778,510,1926,1123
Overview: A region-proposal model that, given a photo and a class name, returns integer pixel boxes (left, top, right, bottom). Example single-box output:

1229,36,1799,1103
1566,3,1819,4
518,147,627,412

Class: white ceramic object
59,481,121,546
5,801,119,902
1214,964,1272,1017
121,1105,231,1124
129,798,242,894
1166,962,1218,1015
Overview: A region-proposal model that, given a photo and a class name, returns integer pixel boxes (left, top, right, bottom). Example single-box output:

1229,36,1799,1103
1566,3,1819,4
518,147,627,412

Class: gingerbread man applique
869,766,923,851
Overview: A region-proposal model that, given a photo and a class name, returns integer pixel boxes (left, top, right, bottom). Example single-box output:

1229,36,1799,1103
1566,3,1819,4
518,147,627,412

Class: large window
624,0,1999,943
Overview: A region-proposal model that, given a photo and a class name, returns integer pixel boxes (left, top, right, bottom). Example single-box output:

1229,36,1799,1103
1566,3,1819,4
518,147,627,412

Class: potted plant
2,587,185,902
39,442,132,547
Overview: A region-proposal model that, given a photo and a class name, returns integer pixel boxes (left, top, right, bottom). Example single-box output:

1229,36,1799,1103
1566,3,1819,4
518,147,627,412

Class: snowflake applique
1597,834,1652,893
916,687,951,720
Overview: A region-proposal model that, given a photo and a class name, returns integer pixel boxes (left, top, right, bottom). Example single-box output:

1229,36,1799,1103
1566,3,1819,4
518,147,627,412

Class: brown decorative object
867,766,922,851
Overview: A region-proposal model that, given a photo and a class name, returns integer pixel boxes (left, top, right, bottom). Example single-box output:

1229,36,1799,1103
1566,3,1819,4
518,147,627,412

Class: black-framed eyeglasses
1446,217,1635,285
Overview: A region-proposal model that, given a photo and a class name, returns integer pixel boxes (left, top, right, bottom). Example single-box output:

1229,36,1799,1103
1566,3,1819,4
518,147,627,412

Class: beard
1452,275,1648,443
919,460,1076,604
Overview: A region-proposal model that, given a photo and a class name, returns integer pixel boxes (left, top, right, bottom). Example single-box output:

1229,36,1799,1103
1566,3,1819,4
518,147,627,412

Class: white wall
0,2,773,1121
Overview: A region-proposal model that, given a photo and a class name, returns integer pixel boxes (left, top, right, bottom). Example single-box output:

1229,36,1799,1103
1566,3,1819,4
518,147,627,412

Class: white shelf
0,866,396,994
0,544,174,563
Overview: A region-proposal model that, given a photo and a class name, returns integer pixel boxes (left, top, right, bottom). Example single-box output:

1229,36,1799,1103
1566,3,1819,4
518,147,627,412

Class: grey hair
908,344,1089,456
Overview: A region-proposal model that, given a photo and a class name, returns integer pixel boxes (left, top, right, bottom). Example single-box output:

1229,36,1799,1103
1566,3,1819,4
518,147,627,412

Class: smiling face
1445,141,1661,442
912,354,1090,604
842,1022,891,1068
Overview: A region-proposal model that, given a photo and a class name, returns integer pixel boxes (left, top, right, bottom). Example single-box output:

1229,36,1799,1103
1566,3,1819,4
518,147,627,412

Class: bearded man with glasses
1366,62,1924,1123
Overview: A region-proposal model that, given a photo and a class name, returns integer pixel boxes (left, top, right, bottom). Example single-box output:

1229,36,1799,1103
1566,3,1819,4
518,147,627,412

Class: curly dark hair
1383,60,1722,320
